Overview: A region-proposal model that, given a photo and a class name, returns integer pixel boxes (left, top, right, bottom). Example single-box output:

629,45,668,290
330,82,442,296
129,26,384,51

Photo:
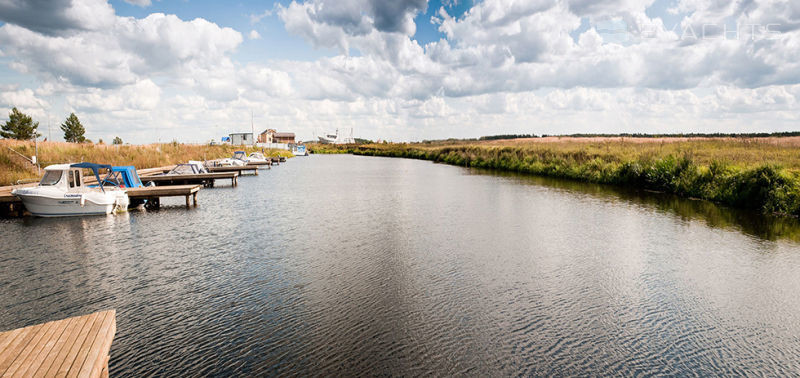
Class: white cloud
124,0,152,6
0,0,799,143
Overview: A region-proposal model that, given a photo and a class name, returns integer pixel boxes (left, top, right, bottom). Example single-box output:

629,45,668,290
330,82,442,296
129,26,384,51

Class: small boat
12,163,129,217
293,145,308,156
244,152,269,163
217,151,247,166
159,161,209,175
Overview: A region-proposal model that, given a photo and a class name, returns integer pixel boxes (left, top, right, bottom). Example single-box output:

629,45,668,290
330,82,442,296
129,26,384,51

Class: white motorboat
292,145,308,156
217,151,247,166
12,163,129,217
244,152,269,163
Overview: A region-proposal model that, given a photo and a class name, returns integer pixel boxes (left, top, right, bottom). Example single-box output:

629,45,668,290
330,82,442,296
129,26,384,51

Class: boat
159,161,209,175
217,151,247,166
317,128,355,144
292,145,308,156
244,152,269,163
11,163,129,217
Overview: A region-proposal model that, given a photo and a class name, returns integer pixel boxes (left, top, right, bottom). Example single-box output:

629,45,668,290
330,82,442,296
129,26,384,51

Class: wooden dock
245,161,271,168
207,166,259,175
127,184,201,209
0,310,116,378
140,172,238,187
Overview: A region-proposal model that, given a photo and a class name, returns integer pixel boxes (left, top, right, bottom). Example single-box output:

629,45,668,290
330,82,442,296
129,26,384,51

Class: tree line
1,107,123,144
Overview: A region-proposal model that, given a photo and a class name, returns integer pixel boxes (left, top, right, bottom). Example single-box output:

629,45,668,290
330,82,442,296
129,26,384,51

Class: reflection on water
2,154,800,376
473,168,800,243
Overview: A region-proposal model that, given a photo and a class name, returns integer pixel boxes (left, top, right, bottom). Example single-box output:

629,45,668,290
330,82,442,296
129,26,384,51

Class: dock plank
0,324,40,375
31,317,81,378
41,313,100,378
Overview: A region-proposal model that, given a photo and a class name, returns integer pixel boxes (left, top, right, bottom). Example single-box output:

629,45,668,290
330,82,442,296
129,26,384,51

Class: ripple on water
2,155,800,375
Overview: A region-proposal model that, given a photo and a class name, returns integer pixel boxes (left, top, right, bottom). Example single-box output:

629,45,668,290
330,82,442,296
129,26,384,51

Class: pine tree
0,107,40,140
112,136,123,145
61,113,86,143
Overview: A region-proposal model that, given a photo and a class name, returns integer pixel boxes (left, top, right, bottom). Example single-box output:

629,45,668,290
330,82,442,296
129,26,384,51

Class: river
2,154,800,375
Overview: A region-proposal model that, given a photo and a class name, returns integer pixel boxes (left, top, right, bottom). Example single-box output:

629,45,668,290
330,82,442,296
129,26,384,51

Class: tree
112,136,123,145
60,113,86,143
1,107,40,140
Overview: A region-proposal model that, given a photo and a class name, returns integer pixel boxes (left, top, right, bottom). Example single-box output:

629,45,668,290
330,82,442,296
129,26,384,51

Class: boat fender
80,194,85,207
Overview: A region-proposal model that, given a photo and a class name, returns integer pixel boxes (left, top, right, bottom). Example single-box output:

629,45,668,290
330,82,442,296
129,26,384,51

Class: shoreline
310,138,800,217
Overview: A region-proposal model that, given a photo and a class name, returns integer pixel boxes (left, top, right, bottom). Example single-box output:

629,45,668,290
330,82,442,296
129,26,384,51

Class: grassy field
311,137,800,217
0,139,292,186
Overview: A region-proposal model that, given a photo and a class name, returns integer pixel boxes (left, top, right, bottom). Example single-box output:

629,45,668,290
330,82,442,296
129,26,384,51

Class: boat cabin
39,163,116,192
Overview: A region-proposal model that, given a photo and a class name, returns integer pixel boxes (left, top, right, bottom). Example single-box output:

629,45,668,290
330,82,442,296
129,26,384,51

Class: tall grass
0,139,292,186
343,139,800,217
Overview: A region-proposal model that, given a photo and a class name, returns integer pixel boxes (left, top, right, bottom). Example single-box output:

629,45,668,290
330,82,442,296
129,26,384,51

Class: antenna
251,110,254,145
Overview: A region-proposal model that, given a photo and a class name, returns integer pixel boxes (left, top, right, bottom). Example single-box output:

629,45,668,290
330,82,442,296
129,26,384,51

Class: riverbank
313,138,800,217
0,139,292,186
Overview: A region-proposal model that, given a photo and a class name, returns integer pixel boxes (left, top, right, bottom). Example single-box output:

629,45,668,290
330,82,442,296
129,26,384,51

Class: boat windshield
39,170,62,186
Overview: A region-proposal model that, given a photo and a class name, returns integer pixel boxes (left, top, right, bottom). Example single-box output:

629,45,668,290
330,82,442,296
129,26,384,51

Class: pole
34,135,40,174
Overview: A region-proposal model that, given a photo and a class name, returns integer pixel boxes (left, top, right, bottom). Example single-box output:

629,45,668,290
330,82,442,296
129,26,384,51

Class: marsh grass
339,138,800,216
0,139,292,185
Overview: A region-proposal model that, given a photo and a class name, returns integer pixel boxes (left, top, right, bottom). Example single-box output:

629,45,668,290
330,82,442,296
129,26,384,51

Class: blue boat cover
111,166,142,188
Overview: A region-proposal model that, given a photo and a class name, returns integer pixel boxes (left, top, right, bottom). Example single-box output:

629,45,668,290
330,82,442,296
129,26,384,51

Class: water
2,154,800,375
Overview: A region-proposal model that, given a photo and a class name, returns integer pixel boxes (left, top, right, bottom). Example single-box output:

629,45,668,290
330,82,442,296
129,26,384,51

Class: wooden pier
207,166,259,175
140,172,238,187
0,310,116,378
245,161,271,168
127,184,201,209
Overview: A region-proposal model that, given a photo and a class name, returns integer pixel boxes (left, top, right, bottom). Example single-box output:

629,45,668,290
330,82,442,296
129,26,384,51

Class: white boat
244,152,269,163
217,151,247,166
292,145,308,156
12,163,129,217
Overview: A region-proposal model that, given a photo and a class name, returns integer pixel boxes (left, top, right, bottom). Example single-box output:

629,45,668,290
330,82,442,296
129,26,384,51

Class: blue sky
0,0,798,143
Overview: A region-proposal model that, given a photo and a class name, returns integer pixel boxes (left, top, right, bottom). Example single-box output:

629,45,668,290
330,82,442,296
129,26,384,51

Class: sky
0,0,799,143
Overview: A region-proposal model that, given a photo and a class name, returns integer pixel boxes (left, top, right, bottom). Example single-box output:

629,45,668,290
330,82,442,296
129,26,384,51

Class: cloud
0,11,243,88
123,0,152,6
0,0,115,36
248,30,262,40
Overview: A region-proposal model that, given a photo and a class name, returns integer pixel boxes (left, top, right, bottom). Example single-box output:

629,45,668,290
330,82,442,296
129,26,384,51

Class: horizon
1,0,799,144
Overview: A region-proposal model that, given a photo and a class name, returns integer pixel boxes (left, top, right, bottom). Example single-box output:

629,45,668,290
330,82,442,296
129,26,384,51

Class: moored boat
11,163,129,217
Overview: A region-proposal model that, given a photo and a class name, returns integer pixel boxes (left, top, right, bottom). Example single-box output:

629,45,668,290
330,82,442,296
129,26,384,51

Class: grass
312,138,800,217
0,139,292,186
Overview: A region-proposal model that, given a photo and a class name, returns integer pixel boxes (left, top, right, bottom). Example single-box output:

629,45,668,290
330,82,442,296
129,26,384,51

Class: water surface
2,154,800,375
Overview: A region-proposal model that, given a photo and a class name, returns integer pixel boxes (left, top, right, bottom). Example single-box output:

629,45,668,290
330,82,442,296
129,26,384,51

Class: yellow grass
0,139,291,186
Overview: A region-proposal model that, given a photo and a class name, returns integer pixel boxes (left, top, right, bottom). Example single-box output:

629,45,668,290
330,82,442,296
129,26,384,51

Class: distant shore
0,140,292,186
310,136,800,217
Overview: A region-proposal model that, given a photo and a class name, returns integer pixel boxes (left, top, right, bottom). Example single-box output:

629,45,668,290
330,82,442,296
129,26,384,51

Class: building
258,129,296,144
229,132,254,146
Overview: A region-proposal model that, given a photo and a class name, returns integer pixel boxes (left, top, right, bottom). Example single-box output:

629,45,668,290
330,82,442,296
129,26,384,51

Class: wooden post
192,192,198,206
185,195,190,207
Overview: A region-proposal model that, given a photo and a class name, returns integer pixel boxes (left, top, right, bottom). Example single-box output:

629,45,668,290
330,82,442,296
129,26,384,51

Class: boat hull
12,190,129,217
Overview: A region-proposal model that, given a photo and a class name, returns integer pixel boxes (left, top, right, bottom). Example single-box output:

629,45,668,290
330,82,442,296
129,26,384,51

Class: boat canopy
70,162,112,191
108,166,142,188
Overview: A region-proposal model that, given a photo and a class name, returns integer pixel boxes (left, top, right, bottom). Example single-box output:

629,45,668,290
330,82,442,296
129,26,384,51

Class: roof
44,164,73,171
229,132,252,136
71,162,113,171
273,132,295,138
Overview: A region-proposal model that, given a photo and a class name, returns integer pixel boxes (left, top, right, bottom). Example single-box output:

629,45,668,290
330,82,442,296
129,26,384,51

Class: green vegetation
61,113,87,143
343,138,800,217
0,139,293,186
113,136,123,145
1,107,40,140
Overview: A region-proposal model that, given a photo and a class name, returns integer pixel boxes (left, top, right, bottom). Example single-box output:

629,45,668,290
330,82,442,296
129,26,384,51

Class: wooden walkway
127,184,201,209
207,166,259,175
0,310,116,378
140,172,238,187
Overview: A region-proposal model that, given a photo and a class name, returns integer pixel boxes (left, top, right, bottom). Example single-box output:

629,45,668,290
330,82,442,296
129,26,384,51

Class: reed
0,139,292,185
343,138,800,217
